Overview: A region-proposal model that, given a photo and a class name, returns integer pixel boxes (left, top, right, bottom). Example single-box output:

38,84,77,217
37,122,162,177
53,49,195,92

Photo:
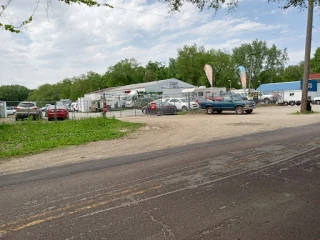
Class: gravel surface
0,105,319,176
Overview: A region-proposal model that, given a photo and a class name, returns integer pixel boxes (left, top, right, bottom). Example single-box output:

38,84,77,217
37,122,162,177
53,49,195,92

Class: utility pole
249,58,253,94
301,0,314,113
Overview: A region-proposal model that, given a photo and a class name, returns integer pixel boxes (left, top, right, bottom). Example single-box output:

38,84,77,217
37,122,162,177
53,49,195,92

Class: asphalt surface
0,123,319,240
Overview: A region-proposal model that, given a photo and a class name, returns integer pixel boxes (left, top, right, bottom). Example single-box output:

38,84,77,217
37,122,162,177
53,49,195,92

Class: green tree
0,85,31,102
282,62,304,82
232,39,288,86
103,58,144,87
310,47,320,73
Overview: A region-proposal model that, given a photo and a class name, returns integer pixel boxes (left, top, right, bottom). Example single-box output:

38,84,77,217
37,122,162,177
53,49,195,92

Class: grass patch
291,110,319,115
0,117,143,160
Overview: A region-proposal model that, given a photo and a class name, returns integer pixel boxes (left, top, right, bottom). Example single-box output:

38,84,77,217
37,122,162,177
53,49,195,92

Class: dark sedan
142,102,177,115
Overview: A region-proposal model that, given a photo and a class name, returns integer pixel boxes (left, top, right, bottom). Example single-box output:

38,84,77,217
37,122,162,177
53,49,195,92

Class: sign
301,80,318,91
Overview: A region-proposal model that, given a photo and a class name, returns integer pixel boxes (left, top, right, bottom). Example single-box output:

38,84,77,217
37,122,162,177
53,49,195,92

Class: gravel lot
1,105,319,176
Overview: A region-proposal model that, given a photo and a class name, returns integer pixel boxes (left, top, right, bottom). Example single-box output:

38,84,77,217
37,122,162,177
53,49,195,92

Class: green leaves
310,47,320,73
163,0,320,12
1,1,113,33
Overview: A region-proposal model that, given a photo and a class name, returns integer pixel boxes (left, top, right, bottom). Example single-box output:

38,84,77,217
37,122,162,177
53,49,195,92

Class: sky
0,0,319,89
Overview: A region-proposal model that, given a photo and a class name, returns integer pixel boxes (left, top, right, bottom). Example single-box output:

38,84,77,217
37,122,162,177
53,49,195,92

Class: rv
181,87,227,99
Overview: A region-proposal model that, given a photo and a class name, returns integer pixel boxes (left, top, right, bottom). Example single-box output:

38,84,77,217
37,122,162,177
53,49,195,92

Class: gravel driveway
1,105,319,176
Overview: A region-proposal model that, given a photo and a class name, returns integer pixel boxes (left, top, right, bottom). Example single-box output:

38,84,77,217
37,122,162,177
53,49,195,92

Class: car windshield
19,103,35,107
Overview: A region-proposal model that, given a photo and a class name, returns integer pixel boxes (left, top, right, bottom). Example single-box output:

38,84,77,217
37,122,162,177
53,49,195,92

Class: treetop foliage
163,0,320,12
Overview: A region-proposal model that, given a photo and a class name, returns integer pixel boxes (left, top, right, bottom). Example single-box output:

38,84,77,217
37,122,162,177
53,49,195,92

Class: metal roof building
91,78,196,96
256,81,301,92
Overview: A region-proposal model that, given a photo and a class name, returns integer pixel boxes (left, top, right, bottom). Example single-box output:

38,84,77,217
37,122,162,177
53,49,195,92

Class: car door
168,99,181,110
221,96,234,110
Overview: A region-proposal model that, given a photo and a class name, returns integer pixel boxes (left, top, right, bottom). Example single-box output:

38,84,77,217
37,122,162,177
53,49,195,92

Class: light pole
258,80,261,104
228,80,231,91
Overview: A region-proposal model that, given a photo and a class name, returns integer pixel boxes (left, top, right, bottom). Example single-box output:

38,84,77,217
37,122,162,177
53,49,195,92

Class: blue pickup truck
200,95,256,114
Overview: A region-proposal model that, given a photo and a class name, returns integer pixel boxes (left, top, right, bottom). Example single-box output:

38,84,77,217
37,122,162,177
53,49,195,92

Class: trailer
277,90,302,106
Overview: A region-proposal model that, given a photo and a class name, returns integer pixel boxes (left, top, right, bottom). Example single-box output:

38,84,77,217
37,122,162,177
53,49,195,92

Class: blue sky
0,0,319,89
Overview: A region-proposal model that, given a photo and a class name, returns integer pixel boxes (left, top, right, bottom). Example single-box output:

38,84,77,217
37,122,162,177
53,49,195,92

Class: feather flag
238,66,246,90
204,64,214,87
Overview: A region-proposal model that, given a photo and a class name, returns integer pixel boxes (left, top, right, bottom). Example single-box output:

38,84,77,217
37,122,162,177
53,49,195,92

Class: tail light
33,107,38,110
16,107,20,110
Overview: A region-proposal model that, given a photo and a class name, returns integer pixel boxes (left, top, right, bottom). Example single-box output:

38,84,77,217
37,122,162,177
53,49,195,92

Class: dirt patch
0,105,319,176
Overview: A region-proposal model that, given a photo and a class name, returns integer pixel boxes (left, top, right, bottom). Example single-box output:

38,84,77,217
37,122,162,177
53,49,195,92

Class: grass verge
291,110,319,115
0,117,143,160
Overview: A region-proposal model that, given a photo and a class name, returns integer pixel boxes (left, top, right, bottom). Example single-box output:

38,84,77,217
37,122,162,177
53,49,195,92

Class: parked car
15,102,42,120
134,97,156,109
67,102,79,112
141,102,177,115
41,104,52,112
164,98,199,111
313,96,320,105
200,95,256,114
47,105,69,121
6,107,16,115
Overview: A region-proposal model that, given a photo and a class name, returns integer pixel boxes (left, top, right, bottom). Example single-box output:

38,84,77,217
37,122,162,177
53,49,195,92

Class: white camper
277,90,302,106
181,87,226,99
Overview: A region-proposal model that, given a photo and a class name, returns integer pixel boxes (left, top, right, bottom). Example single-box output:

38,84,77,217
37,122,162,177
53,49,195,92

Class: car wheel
157,109,162,116
142,108,148,114
206,107,214,114
182,106,188,112
235,106,244,114
290,101,295,106
283,102,288,106
245,110,253,114
316,100,320,105
264,98,271,104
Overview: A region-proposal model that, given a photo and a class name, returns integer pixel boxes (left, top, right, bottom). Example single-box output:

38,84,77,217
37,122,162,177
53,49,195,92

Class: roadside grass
0,117,143,160
291,110,319,115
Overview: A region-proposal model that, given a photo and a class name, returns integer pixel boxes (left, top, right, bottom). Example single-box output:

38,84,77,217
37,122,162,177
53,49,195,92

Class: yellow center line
1,185,161,234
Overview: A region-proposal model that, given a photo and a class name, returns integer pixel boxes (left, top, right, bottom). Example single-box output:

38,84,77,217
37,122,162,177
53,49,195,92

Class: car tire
264,98,271,104
182,106,188,112
316,100,320,105
290,101,295,106
142,108,148,114
245,110,253,114
206,107,214,114
235,106,244,114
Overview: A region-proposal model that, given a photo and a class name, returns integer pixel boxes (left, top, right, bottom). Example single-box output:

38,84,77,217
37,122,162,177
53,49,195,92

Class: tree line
1,40,319,102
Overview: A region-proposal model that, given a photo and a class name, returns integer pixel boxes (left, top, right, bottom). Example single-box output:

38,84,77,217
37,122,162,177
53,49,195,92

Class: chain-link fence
2,93,201,120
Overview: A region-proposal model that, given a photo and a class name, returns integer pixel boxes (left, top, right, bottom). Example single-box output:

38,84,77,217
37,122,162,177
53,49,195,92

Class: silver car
15,102,42,120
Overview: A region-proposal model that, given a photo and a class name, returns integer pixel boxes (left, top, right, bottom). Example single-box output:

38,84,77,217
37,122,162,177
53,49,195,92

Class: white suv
164,98,199,111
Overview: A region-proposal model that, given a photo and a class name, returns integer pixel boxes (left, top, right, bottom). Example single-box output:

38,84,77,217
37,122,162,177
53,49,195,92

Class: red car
47,105,69,121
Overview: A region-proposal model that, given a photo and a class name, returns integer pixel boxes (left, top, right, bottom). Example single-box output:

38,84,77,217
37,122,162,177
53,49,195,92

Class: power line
313,25,320,31
110,5,305,40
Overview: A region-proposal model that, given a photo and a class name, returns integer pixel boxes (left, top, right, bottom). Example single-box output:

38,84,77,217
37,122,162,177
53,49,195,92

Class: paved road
0,124,319,240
